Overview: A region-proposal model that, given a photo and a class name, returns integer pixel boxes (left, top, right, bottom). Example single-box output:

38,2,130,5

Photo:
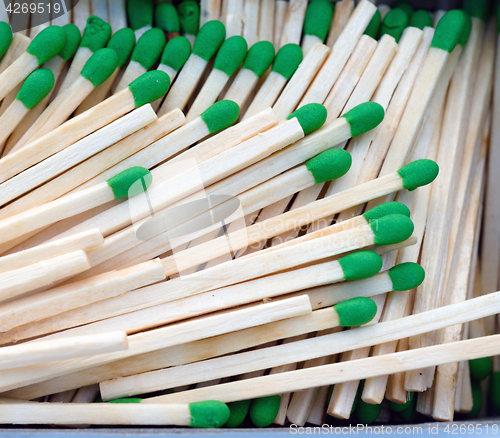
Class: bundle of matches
0,0,497,430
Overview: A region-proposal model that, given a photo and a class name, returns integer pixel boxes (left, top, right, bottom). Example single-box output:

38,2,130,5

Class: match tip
132,28,167,70
27,25,67,65
224,400,252,428
490,372,500,415
458,11,472,47
354,394,381,425
464,0,489,23
243,41,275,77
363,8,381,39
339,251,383,281
469,357,492,382
188,400,230,428
129,70,170,107
409,10,434,30
193,20,226,61
388,262,425,291
0,22,13,59
431,10,467,52
272,43,303,80
107,397,142,403
363,201,411,222
161,36,192,72
305,148,352,184
59,24,81,61
371,214,414,246
287,103,327,135
107,28,136,68
398,159,439,191
334,297,378,327
178,0,201,36
214,36,248,77
304,0,334,41
248,396,281,427
16,68,55,110
127,0,154,31
380,8,409,43
201,100,240,133
393,1,414,19
107,166,152,200
342,102,385,138
155,2,180,33
81,16,112,52
81,48,118,87
386,393,414,412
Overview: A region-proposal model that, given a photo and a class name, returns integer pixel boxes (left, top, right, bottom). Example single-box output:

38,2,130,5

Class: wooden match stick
178,1,200,45
242,0,259,46
325,0,354,47
224,0,243,37
90,0,108,21
200,0,220,26
301,0,334,55
127,0,153,40
0,33,31,76
108,0,127,33
73,0,91,33
273,0,287,47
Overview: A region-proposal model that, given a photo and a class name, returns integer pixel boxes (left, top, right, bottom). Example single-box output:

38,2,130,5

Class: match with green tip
380,8,409,43
272,43,303,80
132,28,166,70
334,297,378,327
108,398,142,403
393,1,414,19
107,28,135,67
364,8,381,39
464,0,489,23
465,383,482,418
242,41,275,77
369,214,414,246
249,396,281,427
490,371,500,415
397,395,418,422
58,24,82,61
224,400,251,428
469,357,491,382
303,0,334,41
127,0,154,31
306,148,352,184
287,103,327,135
128,70,171,107
155,2,180,33
80,16,112,52
214,36,248,76
458,11,472,48
81,48,118,87
16,68,55,109
397,159,439,191
192,20,226,61
0,22,13,59
338,251,383,281
355,386,381,425
178,0,200,36
26,26,67,65
161,36,192,71
409,10,433,30
431,10,467,53
106,167,152,200
200,100,240,134
386,392,414,412
342,101,385,138
188,401,230,428
388,262,425,291
363,201,411,222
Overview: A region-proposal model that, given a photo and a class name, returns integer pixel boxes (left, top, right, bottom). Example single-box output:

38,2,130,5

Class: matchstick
0,33,31,77
73,0,91,33
301,0,334,55
379,8,409,43
90,0,108,21
128,0,154,40
71,384,100,403
224,0,243,38
108,0,127,32
279,0,307,47
155,2,180,39
242,0,259,47
200,0,220,26
178,1,200,44
325,0,354,47
273,0,287,48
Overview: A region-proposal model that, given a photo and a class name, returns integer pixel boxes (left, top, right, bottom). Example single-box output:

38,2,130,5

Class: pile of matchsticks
0,0,498,429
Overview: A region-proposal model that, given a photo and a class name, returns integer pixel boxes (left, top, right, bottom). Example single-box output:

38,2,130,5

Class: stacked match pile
0,0,498,428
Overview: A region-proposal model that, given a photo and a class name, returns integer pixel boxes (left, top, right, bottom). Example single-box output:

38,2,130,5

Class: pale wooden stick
200,0,221,26
0,52,40,102
326,0,354,48
72,384,100,403
0,34,30,79
225,0,244,37
73,0,91,33
0,99,32,149
50,389,78,403
377,4,390,19
273,0,287,48
91,0,108,21
279,0,307,47
243,0,259,47
259,0,274,44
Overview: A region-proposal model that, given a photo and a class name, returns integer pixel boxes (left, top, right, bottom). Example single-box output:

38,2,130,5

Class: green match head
178,0,200,36
224,400,251,428
107,28,135,67
342,101,385,137
303,0,334,41
16,68,54,109
27,26,66,65
287,103,327,135
393,1,414,19
334,297,377,327
59,24,81,61
160,36,192,72
249,396,281,427
81,48,118,87
458,11,472,47
465,383,483,419
188,400,230,428
132,28,166,70
106,166,152,200
214,35,248,76
81,16,112,52
469,357,492,382
490,372,500,415
363,201,411,222
431,10,467,52
364,8,381,39
108,397,142,403
338,251,383,281
370,214,414,246
464,0,489,23
155,2,180,33
388,262,425,291
192,20,226,61
128,70,171,107
397,159,439,191
200,100,240,134
380,8,409,43
354,392,381,425
127,0,154,31
386,393,414,412
272,43,303,80
242,41,275,77
305,148,352,183
0,22,13,59
409,10,434,30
